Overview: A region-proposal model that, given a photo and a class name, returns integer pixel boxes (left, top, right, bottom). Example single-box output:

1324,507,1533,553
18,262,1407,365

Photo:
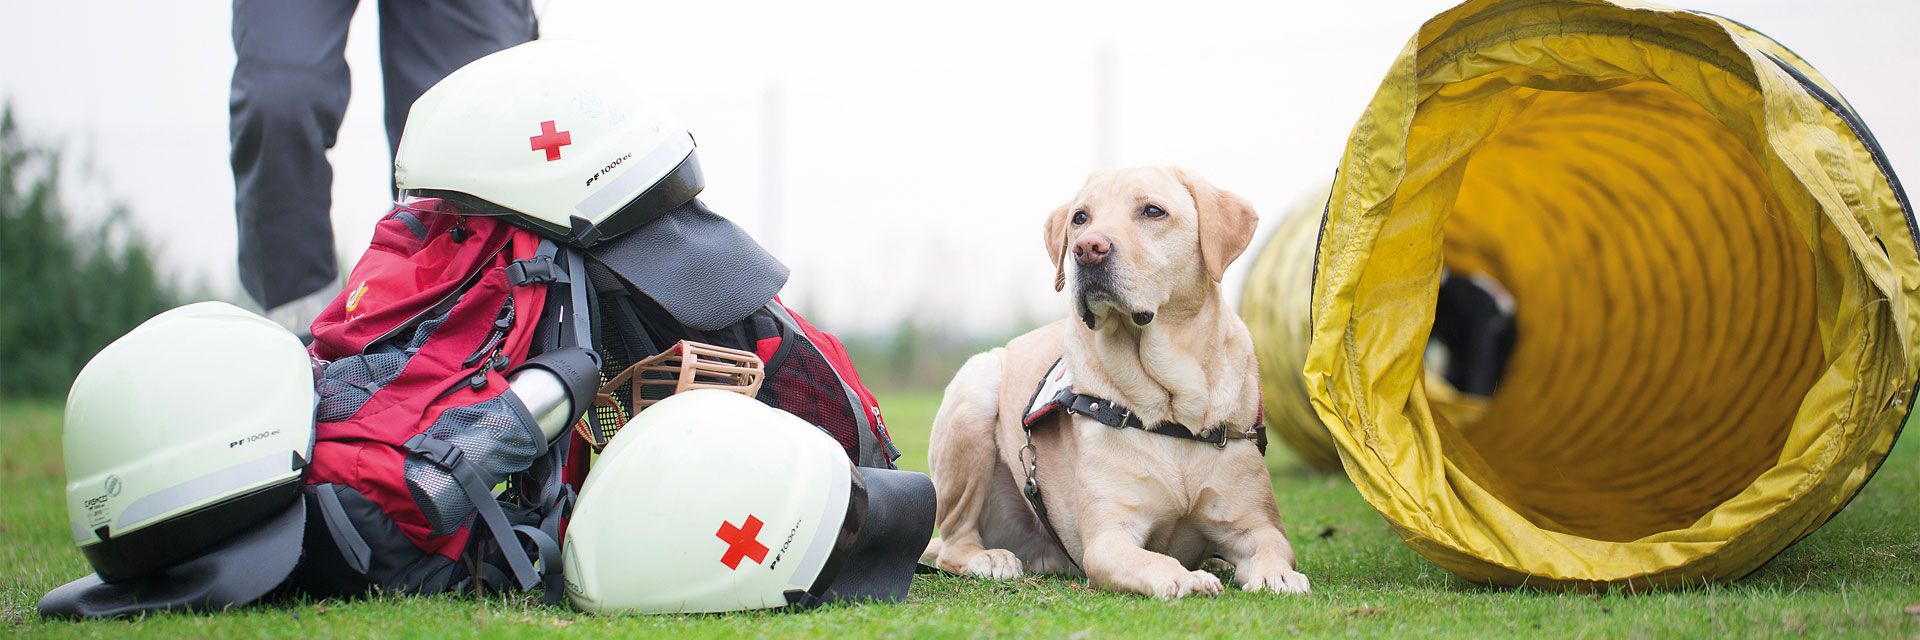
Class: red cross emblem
529,120,572,162
716,515,770,569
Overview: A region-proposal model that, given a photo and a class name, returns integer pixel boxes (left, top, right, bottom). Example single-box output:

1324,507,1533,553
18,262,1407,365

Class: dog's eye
1071,210,1089,225
1142,204,1167,219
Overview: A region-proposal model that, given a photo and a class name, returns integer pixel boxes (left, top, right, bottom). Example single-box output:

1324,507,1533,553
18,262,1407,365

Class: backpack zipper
362,242,509,352
463,297,516,369
463,297,517,389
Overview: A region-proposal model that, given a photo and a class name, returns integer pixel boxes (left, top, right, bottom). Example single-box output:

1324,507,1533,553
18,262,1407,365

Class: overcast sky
2,0,1915,335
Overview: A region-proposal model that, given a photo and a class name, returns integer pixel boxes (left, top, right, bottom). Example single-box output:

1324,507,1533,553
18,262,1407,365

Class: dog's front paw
963,549,1025,580
1241,569,1311,595
1149,569,1224,600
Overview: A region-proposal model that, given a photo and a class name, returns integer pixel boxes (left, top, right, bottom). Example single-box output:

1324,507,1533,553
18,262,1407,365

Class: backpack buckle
403,433,465,468
505,256,561,287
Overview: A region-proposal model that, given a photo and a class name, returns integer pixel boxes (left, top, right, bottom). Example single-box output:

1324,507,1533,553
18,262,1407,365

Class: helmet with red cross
393,39,702,246
562,389,935,614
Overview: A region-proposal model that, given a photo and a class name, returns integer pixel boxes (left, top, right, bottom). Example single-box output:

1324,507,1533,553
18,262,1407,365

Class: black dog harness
1016,358,1267,573
1022,359,1267,451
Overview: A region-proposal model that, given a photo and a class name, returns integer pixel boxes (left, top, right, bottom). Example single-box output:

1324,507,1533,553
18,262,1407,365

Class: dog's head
1045,166,1258,330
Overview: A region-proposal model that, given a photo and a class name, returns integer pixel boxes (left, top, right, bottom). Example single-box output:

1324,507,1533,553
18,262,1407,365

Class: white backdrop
2,0,1915,335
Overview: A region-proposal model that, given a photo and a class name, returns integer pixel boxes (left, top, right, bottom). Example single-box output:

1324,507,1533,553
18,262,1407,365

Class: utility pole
761,82,794,302
1093,45,1117,169
761,82,783,256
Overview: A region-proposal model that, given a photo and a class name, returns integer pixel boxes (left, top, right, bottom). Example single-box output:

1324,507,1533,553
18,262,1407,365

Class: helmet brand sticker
82,486,112,527
716,515,770,569
768,520,801,569
530,120,574,162
229,428,283,448
585,152,633,188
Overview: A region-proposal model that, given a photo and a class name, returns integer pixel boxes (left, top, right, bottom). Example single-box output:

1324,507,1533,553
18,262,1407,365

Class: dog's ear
1172,166,1258,283
1044,203,1072,292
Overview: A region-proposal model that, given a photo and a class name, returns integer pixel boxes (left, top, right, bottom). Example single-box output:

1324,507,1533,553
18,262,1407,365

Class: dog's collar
1024,358,1266,453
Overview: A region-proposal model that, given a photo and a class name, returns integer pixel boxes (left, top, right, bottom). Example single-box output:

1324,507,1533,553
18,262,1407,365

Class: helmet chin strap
568,216,602,246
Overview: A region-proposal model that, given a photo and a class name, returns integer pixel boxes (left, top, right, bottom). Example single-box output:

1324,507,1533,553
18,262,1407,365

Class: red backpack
290,201,899,602
294,203,584,600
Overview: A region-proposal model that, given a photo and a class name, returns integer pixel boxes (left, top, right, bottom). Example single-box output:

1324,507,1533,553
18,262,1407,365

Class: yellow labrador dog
922,166,1309,599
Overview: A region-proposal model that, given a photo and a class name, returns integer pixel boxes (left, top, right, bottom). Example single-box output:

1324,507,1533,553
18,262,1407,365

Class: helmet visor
792,465,935,607
396,150,705,248
39,498,306,619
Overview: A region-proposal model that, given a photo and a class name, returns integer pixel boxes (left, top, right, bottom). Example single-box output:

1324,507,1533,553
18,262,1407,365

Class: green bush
0,104,182,399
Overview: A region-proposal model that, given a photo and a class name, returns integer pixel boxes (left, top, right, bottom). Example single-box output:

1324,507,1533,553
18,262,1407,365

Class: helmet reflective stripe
786,459,851,591
108,450,301,541
574,132,692,219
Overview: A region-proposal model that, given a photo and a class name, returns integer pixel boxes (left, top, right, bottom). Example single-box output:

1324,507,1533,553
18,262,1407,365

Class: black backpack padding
579,239,902,468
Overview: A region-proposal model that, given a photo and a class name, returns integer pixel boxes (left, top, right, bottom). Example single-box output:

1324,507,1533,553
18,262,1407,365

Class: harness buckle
1018,441,1039,497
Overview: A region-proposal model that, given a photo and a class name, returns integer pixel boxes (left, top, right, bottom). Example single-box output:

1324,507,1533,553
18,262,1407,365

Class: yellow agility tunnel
1241,0,1915,587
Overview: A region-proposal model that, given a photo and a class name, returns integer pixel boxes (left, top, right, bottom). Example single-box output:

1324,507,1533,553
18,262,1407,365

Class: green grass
4,394,1919,638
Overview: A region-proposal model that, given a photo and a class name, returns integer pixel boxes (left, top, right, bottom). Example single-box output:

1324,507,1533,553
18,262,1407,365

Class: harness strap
510,524,565,605
1016,356,1273,574
1019,473,1084,575
403,434,540,592
1028,358,1267,454
1060,394,1264,451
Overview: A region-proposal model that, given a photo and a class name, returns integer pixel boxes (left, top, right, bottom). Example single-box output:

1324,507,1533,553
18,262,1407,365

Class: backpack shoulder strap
561,246,593,351
509,238,597,355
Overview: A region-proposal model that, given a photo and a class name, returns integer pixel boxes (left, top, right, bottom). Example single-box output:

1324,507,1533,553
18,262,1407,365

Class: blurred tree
1,105,182,399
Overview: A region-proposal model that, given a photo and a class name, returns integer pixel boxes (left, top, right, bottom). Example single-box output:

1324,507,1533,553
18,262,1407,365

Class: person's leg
377,0,537,160
230,0,359,324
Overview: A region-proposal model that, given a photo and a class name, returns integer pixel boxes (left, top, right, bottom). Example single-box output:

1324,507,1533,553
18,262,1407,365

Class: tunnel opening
1430,81,1821,542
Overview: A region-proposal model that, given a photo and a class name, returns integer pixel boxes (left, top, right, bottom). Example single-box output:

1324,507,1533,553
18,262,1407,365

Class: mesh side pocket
316,352,408,422
314,309,453,423
404,395,543,536
759,341,861,461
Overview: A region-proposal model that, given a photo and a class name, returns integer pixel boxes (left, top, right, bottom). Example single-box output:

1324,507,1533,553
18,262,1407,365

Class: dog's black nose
1073,234,1112,266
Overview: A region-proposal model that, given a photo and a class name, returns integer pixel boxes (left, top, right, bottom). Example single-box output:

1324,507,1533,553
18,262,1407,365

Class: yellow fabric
1243,183,1342,473
1245,186,1494,475
1283,0,1914,587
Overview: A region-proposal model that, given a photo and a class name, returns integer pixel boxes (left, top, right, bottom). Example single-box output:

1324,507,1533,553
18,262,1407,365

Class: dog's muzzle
1074,282,1154,330
1075,269,1117,330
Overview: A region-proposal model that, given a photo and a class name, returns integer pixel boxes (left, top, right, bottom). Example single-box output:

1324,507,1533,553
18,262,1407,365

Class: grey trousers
230,0,535,309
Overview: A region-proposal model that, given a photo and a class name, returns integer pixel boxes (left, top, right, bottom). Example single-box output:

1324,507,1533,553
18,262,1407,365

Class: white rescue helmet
41,302,315,618
394,39,703,247
564,390,935,614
